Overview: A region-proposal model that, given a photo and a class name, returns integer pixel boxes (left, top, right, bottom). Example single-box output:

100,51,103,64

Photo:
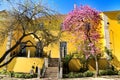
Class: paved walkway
0,75,120,80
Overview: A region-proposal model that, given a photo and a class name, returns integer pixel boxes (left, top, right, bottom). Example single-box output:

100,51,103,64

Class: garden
62,53,120,78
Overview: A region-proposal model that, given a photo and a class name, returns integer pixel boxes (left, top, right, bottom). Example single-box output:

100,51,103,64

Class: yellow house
103,10,120,70
0,10,44,73
0,30,44,73
44,11,120,71
67,11,120,71
1,9,120,73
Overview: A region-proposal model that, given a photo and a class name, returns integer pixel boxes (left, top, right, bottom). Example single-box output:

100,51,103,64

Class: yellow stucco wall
1,11,120,72
68,58,108,72
0,31,39,72
88,58,108,71
0,37,8,58
10,31,36,57
104,11,120,70
0,30,36,58
69,58,82,72
44,31,78,58
7,57,44,73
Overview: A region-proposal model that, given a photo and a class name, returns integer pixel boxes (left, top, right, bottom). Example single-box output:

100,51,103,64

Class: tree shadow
111,54,120,70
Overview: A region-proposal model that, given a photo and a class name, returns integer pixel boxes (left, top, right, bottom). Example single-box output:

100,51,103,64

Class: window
60,41,67,58
36,41,43,57
18,42,27,57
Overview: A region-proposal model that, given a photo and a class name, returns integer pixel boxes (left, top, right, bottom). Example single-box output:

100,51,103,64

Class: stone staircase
44,58,59,79
49,58,59,67
44,67,58,79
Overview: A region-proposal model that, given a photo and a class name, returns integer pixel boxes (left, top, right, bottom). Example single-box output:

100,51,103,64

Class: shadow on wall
88,58,108,71
0,57,44,73
111,55,120,70
6,57,17,71
68,58,108,72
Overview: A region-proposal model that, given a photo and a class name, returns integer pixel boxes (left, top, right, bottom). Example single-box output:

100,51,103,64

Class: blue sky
47,0,120,14
1,0,120,14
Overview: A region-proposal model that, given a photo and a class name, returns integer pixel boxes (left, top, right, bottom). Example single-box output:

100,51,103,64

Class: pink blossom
90,48,95,55
85,53,90,59
88,43,94,47
63,5,102,59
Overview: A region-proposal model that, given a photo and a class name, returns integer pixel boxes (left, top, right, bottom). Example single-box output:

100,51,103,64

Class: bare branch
0,0,61,68
25,40,37,48
0,53,17,68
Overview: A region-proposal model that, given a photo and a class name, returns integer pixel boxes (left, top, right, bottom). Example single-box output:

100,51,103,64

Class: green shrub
77,73,84,77
24,74,33,78
14,72,37,78
0,70,8,75
74,73,79,78
14,73,25,78
118,71,120,75
64,71,94,78
67,72,74,78
0,70,37,78
9,71,14,77
63,74,68,78
0,70,14,76
0,70,15,77
99,70,107,75
106,69,117,75
33,73,37,78
83,70,94,77
99,69,118,76
64,72,83,78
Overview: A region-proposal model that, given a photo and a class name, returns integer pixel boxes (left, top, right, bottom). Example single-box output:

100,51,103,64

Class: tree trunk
0,32,37,68
0,34,25,64
95,55,99,77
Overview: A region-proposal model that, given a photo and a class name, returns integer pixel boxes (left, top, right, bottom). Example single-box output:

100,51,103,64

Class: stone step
49,58,59,67
42,78,58,80
45,74,58,78
49,63,58,67
45,67,58,74
44,67,58,78
45,70,58,73
45,74,58,77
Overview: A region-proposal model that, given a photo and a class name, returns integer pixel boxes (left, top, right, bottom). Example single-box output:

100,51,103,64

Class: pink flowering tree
62,5,102,76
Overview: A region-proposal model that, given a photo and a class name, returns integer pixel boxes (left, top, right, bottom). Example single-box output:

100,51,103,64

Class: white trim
103,14,110,49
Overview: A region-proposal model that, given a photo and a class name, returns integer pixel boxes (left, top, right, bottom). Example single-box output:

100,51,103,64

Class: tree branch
0,53,17,68
25,40,37,48
0,32,33,63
